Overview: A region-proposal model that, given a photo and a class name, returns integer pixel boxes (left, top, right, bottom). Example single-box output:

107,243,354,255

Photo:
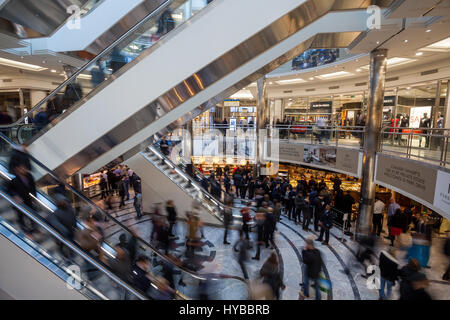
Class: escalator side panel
125,152,223,226
0,231,87,300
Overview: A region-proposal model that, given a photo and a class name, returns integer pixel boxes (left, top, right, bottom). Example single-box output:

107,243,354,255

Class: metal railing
0,132,249,300
0,187,148,300
180,124,450,168
380,127,450,167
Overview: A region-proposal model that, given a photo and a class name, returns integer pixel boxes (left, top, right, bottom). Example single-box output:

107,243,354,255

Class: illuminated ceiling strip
0,57,47,71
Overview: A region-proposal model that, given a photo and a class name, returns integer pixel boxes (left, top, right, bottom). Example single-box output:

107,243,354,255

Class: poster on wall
278,142,304,164
409,106,432,128
375,154,437,204
336,148,360,176
433,170,450,219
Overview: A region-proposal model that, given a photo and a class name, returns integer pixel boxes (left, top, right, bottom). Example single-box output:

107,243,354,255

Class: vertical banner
433,170,450,218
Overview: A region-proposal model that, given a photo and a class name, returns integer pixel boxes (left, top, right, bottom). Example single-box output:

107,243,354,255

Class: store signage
375,154,437,205
224,99,240,107
310,101,332,109
433,170,450,218
410,106,432,128
383,96,395,106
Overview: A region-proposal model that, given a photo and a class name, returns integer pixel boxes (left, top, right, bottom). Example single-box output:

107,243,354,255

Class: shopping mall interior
0,0,449,302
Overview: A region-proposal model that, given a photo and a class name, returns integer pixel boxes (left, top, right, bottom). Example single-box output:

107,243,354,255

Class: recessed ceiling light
426,29,431,33
415,52,423,56
406,87,411,90
42,60,46,64
276,78,307,85
376,41,380,44
356,68,362,72
0,57,47,71
315,71,353,80
309,77,314,80
404,39,408,43
268,82,273,85
51,69,57,73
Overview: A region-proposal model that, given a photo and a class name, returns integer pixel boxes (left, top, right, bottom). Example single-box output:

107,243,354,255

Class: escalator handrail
0,0,174,130
0,132,250,295
147,145,226,213
142,149,223,222
0,187,148,300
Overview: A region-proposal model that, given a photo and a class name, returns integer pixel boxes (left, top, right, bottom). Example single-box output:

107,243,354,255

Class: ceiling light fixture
276,78,307,85
230,89,254,100
0,57,47,71
426,29,431,33
315,71,353,80
309,77,314,80
415,52,423,56
356,68,362,72
420,36,450,52
404,39,408,43
51,69,57,73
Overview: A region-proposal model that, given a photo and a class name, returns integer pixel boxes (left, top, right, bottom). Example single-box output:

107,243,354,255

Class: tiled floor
100,194,450,300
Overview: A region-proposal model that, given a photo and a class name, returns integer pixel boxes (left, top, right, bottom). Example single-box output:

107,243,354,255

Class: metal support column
357,49,388,238
444,80,450,129
255,77,267,178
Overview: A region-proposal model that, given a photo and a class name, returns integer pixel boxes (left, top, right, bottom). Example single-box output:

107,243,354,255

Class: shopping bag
318,272,332,293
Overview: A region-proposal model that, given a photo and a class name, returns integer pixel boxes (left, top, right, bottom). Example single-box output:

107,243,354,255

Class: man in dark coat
301,238,323,299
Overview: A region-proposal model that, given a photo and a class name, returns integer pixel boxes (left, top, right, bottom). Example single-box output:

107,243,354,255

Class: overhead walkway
0,0,381,180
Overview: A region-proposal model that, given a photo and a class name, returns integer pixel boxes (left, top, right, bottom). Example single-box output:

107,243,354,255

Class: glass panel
0,133,248,300
1,0,213,145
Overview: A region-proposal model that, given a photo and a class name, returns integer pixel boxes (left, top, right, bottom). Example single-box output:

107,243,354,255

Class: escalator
0,0,384,181
0,0,93,37
0,133,249,300
125,144,244,227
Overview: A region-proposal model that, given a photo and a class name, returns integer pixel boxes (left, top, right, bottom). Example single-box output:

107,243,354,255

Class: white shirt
374,200,385,214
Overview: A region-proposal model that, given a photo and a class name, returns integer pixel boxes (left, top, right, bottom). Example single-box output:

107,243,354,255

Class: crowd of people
191,163,448,300
3,141,448,300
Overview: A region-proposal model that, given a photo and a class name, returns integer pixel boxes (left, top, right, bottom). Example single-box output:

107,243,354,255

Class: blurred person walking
259,252,285,300
166,200,178,237
378,247,399,300
301,238,323,300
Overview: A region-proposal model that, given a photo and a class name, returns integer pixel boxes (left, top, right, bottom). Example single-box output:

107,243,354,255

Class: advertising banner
336,148,360,176
433,170,450,218
375,154,437,204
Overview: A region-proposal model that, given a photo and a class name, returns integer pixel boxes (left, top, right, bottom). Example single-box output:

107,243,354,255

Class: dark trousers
240,186,247,199
242,223,249,240
288,203,295,220
293,208,301,223
302,213,310,230
223,225,229,243
169,221,176,236
100,187,107,199
119,193,125,207
254,242,261,259
372,214,383,236
239,260,249,279
313,208,320,231
318,227,330,244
